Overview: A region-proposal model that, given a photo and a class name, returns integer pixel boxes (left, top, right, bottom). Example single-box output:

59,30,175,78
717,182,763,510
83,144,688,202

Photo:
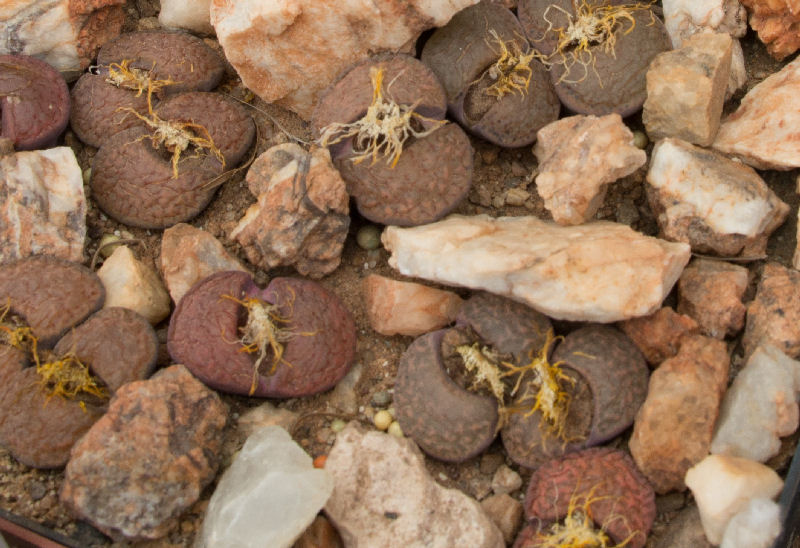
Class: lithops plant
0,257,158,468
421,1,560,147
0,54,70,150
312,54,473,226
518,0,671,116
167,271,356,398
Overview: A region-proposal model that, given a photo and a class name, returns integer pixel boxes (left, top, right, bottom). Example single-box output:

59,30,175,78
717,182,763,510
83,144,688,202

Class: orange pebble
313,455,327,468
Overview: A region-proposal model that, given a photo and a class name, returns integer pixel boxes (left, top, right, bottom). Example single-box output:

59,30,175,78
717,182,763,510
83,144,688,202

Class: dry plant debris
484,29,538,97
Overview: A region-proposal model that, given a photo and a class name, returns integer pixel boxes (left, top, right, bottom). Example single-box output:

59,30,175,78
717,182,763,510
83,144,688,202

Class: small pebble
98,234,122,258
371,390,392,407
387,421,404,437
633,130,649,149
505,188,530,206
330,419,347,433
373,410,393,431
357,225,383,250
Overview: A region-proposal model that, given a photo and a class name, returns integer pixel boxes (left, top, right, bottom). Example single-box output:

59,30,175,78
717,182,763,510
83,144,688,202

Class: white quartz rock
159,0,213,35
97,246,171,325
210,0,479,119
685,454,783,545
720,498,782,548
0,146,86,264
199,426,333,548
711,344,800,462
663,0,746,47
382,214,690,322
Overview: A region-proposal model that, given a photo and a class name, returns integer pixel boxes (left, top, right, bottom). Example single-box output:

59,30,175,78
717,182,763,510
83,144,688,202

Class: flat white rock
382,215,690,322
720,497,782,548
159,0,213,34
198,426,333,548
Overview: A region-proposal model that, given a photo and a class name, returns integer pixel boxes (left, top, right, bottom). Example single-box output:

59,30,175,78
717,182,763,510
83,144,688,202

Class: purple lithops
167,271,356,398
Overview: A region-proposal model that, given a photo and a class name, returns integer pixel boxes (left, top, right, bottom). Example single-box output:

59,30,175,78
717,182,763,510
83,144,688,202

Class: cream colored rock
663,0,747,45
98,246,170,325
533,114,646,225
647,138,789,256
210,0,478,119
0,147,85,264
685,454,783,545
383,215,691,323
159,0,214,34
713,55,800,169
160,223,249,304
363,274,463,337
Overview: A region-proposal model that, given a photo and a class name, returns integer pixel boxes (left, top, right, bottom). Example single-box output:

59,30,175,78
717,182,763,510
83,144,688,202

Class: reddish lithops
521,447,656,548
0,54,69,150
421,2,560,147
167,271,356,398
312,54,473,226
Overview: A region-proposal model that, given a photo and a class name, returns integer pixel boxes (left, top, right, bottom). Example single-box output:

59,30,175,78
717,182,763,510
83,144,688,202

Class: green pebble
357,225,383,250
331,419,347,433
633,130,649,150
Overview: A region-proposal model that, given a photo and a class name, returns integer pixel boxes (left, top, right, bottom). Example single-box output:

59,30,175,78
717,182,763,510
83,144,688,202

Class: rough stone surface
647,138,789,256
159,0,214,34
685,454,783,544
237,402,299,438
60,364,228,541
0,147,85,264
230,145,349,278
677,258,748,338
97,245,170,325
743,262,800,359
160,223,248,305
741,0,800,59
210,0,479,119
654,505,713,548
324,423,504,548
713,55,800,169
490,465,522,496
629,335,730,493
643,32,733,146
363,274,463,336
293,516,344,548
198,426,333,548
480,494,523,545
533,114,646,225
618,307,701,366
0,0,126,80
720,497,782,548
712,344,800,462
383,214,691,323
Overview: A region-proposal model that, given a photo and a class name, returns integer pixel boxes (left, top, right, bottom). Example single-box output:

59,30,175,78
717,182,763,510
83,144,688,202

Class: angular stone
324,422,504,548
230,145,349,279
480,493,523,545
685,454,783,544
741,0,800,59
363,274,464,337
158,0,214,35
647,138,789,256
0,147,85,264
712,344,800,462
383,215,691,323
198,426,333,548
160,223,248,304
533,114,646,225
60,364,228,541
713,56,800,169
743,262,800,359
97,245,170,325
643,32,732,146
618,307,701,366
720,497,782,548
663,0,747,45
210,0,479,119
490,465,522,496
677,258,748,338
629,335,729,493
0,0,125,80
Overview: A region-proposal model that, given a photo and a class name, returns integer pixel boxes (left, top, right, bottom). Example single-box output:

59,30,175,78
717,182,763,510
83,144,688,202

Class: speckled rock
742,262,800,359
677,259,748,338
533,114,646,225
618,307,701,366
230,145,349,278
630,335,729,493
323,422,504,548
97,245,170,325
60,364,228,541
740,0,800,59
0,147,85,264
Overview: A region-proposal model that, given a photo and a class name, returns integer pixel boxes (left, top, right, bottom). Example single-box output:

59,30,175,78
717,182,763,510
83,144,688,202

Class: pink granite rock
677,259,748,339
629,335,730,493
618,307,701,366
743,262,800,359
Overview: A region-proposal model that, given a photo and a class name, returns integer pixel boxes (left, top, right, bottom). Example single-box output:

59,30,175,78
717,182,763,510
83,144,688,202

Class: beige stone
643,32,732,146
363,274,463,337
677,259,748,338
159,0,214,34
743,262,800,359
0,147,86,264
210,0,478,119
713,55,800,169
685,454,783,544
480,494,523,545
533,114,646,225
740,0,800,59
629,335,729,493
383,214,691,323
618,307,701,366
97,246,170,325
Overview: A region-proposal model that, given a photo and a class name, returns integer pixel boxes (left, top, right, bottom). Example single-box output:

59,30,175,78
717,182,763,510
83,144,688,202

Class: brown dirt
1,2,800,547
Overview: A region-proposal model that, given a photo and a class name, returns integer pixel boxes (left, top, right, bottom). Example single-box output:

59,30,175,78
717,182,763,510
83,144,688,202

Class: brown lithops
312,54,473,226
167,271,356,398
421,1,560,147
